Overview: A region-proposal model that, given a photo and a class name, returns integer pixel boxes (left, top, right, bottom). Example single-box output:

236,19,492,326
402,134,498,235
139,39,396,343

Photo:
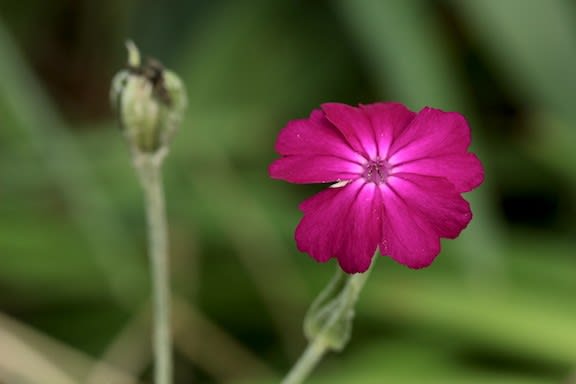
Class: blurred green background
0,0,575,383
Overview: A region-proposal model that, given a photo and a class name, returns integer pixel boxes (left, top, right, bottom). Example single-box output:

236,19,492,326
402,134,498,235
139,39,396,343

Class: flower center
362,159,389,184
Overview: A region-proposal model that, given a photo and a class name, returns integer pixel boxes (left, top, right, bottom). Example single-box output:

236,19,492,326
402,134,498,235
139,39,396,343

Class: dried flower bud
111,41,187,155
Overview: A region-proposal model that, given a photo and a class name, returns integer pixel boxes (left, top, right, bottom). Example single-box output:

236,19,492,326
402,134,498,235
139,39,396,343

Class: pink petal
359,102,416,158
321,103,377,159
380,183,441,269
275,109,363,163
393,152,484,192
379,172,473,268
269,156,362,184
386,173,473,239
388,108,473,165
295,180,381,273
270,108,366,184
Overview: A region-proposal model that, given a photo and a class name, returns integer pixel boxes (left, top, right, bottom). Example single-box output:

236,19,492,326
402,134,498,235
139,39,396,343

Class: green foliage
0,0,575,383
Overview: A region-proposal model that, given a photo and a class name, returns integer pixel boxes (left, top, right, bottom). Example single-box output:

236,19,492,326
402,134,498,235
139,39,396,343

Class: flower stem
281,335,327,384
136,153,172,384
282,264,374,384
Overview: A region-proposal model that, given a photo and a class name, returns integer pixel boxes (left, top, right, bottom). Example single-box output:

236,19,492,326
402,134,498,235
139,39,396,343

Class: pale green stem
281,336,326,384
282,265,374,384
136,153,172,384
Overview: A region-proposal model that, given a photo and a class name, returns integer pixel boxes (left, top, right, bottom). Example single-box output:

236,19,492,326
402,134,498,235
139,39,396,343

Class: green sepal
304,269,355,351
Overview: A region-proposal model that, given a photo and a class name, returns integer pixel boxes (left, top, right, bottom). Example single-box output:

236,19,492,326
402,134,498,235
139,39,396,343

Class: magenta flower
269,102,484,273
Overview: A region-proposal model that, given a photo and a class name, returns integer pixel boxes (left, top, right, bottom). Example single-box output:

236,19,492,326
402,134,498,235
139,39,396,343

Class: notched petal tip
384,247,440,270
464,153,485,191
358,101,409,111
337,254,374,274
268,159,283,180
402,257,436,270
320,101,353,110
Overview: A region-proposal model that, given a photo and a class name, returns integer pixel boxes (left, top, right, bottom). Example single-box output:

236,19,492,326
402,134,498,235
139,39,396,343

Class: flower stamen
362,159,389,184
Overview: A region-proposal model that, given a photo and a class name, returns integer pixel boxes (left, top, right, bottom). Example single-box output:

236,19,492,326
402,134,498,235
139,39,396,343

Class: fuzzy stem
136,153,172,384
282,264,374,384
281,336,326,384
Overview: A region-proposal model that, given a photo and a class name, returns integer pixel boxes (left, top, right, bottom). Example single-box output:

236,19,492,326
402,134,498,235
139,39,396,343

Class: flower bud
111,41,187,155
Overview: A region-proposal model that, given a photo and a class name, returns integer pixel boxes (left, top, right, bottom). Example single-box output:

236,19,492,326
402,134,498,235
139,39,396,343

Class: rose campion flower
269,102,484,273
